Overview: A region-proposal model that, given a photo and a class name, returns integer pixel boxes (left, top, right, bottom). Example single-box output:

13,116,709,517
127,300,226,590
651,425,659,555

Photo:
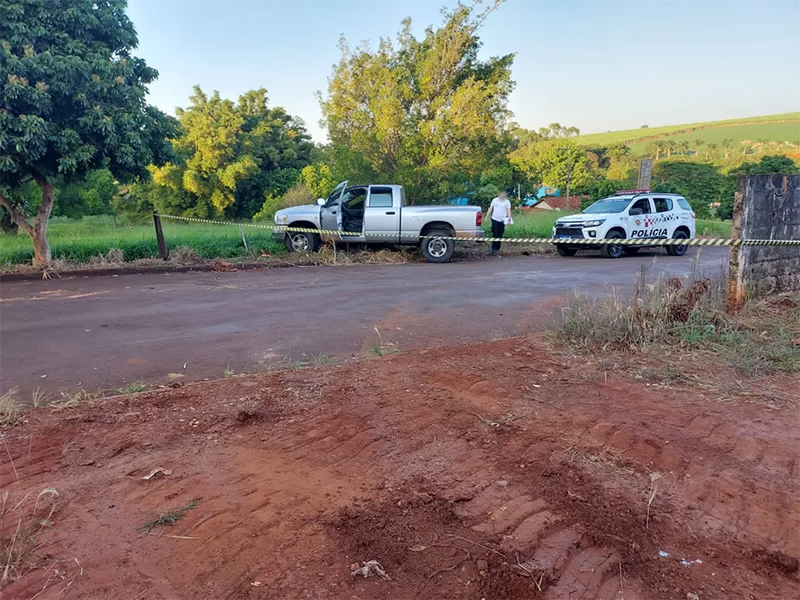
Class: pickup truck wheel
420,230,454,263
666,230,689,256
601,231,624,259
286,231,320,253
556,245,578,257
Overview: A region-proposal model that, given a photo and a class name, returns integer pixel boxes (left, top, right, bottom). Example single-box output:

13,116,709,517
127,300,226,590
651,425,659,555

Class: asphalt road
1,248,728,397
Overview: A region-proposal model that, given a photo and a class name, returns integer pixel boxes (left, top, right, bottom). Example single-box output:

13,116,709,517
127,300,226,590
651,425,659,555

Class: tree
301,163,336,199
0,0,176,266
721,138,734,158
149,87,313,219
651,160,724,219
55,168,117,218
665,140,677,158
740,139,751,155
717,155,799,220
707,142,719,157
320,1,514,201
693,139,705,157
509,139,594,192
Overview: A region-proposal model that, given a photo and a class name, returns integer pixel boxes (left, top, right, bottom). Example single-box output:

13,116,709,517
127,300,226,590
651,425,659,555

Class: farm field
575,112,800,151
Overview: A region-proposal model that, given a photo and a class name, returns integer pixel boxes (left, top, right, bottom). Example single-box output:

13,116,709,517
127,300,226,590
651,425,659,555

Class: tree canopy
148,87,314,220
0,0,175,265
321,1,514,201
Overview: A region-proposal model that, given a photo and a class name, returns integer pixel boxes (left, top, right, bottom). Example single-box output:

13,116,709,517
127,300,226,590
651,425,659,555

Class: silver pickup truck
273,181,484,263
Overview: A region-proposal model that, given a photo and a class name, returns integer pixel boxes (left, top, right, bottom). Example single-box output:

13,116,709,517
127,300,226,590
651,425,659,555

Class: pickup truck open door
320,181,347,240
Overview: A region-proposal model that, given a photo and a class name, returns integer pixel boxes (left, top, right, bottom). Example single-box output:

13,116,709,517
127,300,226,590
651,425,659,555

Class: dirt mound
1,336,798,599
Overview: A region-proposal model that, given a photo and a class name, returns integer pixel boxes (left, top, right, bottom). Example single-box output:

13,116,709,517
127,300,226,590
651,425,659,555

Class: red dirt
2,335,798,599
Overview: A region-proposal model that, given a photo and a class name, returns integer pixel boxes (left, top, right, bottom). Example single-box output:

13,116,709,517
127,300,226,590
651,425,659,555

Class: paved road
1,248,728,397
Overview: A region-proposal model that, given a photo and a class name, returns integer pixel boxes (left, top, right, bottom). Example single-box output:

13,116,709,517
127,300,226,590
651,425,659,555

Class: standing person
485,191,512,255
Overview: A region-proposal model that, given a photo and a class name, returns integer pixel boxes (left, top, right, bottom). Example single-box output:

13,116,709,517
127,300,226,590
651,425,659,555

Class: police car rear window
677,198,691,211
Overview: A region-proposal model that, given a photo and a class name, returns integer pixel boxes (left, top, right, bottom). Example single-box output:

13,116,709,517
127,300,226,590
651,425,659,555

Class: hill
576,113,800,153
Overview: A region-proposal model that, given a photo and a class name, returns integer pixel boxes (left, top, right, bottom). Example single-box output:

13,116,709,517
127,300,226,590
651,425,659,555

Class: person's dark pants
491,220,505,253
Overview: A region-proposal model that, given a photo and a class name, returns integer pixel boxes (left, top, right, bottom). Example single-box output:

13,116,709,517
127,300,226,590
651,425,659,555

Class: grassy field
0,216,284,267
0,212,732,267
575,112,800,150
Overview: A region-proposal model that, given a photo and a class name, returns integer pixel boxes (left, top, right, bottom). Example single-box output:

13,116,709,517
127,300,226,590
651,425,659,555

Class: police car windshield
582,198,630,214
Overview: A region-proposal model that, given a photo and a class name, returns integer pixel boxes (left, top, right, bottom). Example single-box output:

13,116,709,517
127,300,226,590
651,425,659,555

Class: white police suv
552,190,696,258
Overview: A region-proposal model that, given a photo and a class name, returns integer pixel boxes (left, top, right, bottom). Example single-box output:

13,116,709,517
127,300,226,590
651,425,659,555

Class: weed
312,353,338,367
645,472,663,531
137,498,200,535
559,439,634,477
1,488,60,585
52,390,95,410
557,270,800,377
119,382,147,395
223,364,233,378
369,344,385,357
31,388,51,408
0,388,21,427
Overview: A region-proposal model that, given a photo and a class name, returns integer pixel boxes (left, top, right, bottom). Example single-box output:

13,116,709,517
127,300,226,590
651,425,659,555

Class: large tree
0,0,175,266
320,0,514,201
149,87,314,219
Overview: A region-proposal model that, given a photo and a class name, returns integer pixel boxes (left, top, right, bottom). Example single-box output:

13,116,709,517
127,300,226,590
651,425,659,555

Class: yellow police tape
157,213,800,247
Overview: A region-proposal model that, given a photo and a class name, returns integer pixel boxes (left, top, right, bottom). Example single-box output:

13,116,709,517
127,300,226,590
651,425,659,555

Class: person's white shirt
489,196,512,224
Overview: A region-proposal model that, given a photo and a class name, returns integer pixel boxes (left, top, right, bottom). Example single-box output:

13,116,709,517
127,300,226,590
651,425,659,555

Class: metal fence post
153,211,169,260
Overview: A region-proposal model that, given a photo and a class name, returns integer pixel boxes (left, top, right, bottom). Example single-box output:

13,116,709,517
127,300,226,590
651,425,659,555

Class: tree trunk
1,209,18,235
31,174,55,267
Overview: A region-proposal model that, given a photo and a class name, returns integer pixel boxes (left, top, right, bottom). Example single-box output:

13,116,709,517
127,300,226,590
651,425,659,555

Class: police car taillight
476,211,482,226
691,212,695,219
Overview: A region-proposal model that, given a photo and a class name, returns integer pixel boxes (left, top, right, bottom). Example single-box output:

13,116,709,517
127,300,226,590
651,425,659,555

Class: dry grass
1,488,60,586
86,248,124,267
0,388,21,427
557,438,635,477
557,267,800,378
50,390,96,411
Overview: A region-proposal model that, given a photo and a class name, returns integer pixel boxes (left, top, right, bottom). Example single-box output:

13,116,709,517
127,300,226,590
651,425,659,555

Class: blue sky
128,0,800,142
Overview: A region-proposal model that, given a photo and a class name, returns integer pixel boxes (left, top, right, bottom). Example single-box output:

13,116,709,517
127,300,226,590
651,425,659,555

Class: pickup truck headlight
582,219,605,228
275,214,287,225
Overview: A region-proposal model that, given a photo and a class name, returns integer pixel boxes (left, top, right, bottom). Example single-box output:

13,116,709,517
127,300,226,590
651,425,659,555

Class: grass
696,219,731,238
137,498,199,535
557,267,800,377
0,388,21,427
0,215,284,267
119,382,147,395
1,488,60,585
575,112,800,148
0,209,733,269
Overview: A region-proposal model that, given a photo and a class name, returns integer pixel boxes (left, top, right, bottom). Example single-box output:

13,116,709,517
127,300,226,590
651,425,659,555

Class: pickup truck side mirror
316,198,325,206
629,207,643,215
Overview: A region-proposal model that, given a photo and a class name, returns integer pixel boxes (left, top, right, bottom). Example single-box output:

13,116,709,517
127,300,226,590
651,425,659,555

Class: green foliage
149,87,313,220
320,2,514,201
0,0,176,264
301,163,336,199
253,183,315,221
651,160,724,219
717,155,800,220
472,184,500,212
509,139,594,190
55,169,117,218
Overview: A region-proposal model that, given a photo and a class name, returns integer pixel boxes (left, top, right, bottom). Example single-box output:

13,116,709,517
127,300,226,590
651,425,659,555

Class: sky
128,0,800,142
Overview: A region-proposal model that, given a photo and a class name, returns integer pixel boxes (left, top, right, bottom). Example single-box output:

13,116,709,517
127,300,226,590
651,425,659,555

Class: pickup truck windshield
582,199,630,214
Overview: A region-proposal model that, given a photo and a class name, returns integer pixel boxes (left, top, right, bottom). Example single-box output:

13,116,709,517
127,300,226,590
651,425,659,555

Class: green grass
696,219,731,238
483,210,568,238
0,215,284,266
575,112,800,150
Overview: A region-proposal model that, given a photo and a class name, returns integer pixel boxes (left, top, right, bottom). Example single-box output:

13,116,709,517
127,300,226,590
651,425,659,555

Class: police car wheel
666,231,689,256
601,231,624,259
556,245,578,257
